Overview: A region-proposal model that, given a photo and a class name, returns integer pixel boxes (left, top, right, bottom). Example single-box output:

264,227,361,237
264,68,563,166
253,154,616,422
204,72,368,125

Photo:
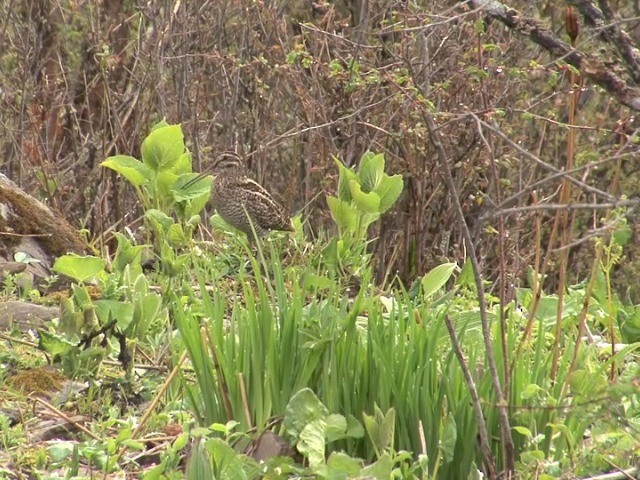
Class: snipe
211,151,293,240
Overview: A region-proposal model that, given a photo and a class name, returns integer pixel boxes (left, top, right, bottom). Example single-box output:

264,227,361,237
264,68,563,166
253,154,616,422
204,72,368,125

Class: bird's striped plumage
211,152,293,239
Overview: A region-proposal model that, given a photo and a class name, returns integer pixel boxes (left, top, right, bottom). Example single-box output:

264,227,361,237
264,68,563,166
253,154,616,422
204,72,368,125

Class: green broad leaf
520,450,545,463
47,442,75,462
185,440,214,480
568,369,607,398
521,383,543,400
421,262,457,299
547,423,575,448
363,406,395,457
142,463,166,480
324,452,362,475
284,388,330,439
298,420,327,468
184,191,211,219
320,238,339,267
173,174,213,202
360,211,381,231
304,273,335,291
456,258,475,289
145,209,174,232
133,270,149,294
440,413,457,463
613,223,632,246
349,180,380,213
77,345,107,362
360,452,393,478
116,428,132,442
113,232,145,274
167,223,187,247
172,432,189,451
358,150,376,166
53,254,107,283
94,300,134,331
467,463,484,480
101,155,152,187
122,439,145,451
333,156,357,202
346,415,365,438
210,213,237,234
70,283,92,307
141,124,185,171
171,152,192,175
358,151,385,192
57,301,78,335
513,426,533,438
204,438,249,479
376,174,403,213
621,307,640,343
378,408,395,452
191,427,212,438
131,293,162,337
187,214,202,227
327,196,358,231
38,330,77,356
155,170,179,206
325,414,348,443
538,474,556,480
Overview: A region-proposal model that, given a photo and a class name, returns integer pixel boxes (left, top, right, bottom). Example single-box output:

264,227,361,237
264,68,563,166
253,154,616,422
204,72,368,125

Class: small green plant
39,235,167,379
284,388,364,470
102,120,212,272
102,120,211,219
324,151,403,274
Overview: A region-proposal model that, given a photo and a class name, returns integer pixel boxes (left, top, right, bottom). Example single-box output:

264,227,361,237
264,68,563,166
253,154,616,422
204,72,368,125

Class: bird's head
213,151,244,175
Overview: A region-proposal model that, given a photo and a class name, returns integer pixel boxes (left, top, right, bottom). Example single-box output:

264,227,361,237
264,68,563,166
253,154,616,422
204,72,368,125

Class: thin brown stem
424,110,515,477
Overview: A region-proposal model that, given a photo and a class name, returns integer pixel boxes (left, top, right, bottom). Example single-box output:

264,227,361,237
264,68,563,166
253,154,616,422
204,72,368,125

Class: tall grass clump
168,150,640,478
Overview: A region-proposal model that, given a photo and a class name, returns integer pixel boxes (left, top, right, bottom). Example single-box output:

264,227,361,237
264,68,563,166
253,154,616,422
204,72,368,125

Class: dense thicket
2,0,640,289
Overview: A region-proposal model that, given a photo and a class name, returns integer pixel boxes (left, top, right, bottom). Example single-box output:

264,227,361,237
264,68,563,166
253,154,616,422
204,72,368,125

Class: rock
0,300,58,331
244,430,297,462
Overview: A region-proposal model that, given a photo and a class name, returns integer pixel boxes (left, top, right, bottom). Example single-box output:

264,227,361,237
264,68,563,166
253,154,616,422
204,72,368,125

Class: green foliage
284,388,364,469
171,235,640,479
53,254,107,283
39,237,167,379
102,120,212,219
325,151,403,274
421,262,457,300
101,121,213,273
362,404,395,459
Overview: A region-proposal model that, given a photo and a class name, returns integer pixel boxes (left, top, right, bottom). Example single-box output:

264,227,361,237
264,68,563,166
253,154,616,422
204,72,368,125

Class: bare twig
482,199,639,219
443,315,496,479
33,397,102,442
425,110,515,477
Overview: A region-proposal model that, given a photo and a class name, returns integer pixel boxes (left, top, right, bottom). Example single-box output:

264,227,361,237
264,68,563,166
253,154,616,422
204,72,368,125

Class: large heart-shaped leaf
101,155,152,187
173,174,213,202
284,388,330,438
53,254,107,283
141,124,185,171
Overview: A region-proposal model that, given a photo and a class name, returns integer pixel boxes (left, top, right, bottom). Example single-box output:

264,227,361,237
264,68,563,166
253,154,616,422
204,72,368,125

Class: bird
210,151,293,240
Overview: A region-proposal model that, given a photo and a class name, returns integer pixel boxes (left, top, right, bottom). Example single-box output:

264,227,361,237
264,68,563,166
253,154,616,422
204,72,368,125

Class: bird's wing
237,178,292,231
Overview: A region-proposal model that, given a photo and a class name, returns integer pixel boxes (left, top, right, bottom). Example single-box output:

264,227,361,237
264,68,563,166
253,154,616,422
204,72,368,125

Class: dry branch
468,0,640,111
